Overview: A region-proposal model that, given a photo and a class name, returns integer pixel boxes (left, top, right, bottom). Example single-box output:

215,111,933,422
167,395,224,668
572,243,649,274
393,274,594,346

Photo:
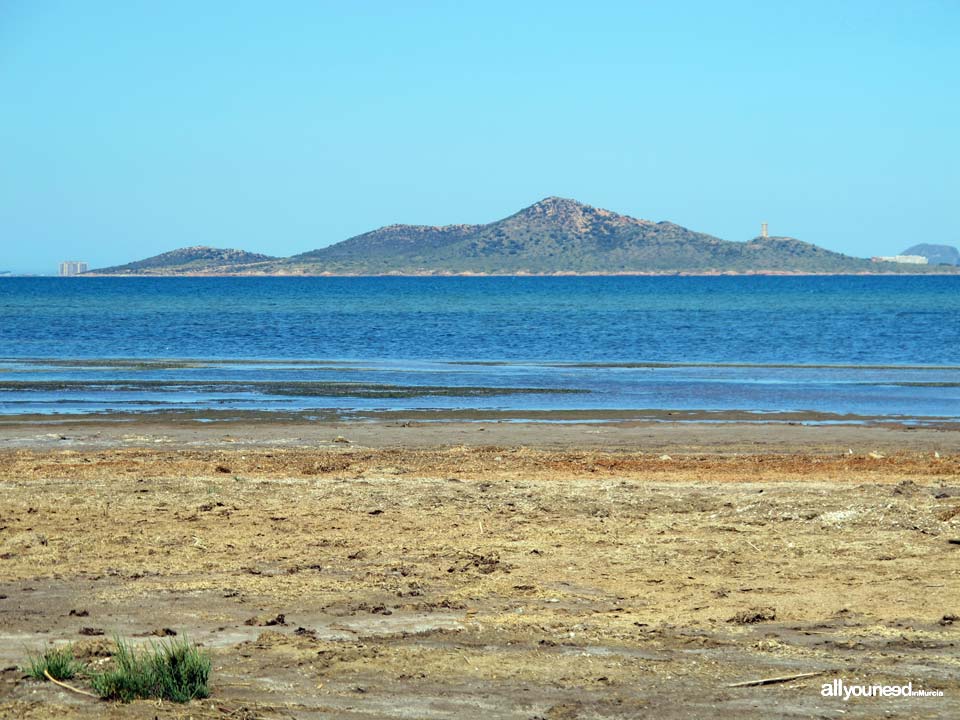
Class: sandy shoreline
2,415,959,454
1,419,958,718
79,269,960,276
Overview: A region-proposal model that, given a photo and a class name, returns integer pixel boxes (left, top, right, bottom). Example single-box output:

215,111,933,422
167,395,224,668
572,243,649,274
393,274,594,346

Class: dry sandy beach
1,417,958,719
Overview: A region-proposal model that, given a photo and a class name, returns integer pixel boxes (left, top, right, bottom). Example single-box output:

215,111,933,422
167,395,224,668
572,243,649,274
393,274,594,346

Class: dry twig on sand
728,671,824,688
43,669,99,698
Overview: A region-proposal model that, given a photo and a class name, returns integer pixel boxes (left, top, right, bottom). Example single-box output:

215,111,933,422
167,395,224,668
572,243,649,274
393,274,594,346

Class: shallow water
1,276,958,420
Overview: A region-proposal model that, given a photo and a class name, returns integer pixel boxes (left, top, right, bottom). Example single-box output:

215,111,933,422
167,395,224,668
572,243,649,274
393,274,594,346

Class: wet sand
2,412,960,453
1,418,958,718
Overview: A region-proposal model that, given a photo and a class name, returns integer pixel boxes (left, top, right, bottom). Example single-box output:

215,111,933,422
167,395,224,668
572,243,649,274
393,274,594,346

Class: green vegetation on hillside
95,246,275,275
92,198,958,275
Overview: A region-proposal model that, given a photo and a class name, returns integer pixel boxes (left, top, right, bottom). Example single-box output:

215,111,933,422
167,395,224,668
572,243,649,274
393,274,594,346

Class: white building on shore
871,255,928,265
59,261,89,276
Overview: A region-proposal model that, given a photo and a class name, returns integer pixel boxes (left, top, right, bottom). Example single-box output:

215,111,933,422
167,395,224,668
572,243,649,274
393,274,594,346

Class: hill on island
94,246,277,275
902,243,960,266
265,197,882,274
91,198,956,275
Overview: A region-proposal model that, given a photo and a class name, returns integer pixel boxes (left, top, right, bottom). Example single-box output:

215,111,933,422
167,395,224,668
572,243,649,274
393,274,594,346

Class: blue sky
1,1,957,273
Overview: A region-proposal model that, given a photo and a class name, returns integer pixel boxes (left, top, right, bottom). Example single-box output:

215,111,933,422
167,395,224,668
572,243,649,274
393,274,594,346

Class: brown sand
0,419,958,718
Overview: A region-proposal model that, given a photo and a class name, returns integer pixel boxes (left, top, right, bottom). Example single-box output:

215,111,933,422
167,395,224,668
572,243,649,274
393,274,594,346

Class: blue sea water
0,276,958,421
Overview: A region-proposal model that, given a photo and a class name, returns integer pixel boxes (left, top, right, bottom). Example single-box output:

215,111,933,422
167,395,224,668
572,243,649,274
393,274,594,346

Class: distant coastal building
761,222,768,238
871,255,928,265
59,261,89,276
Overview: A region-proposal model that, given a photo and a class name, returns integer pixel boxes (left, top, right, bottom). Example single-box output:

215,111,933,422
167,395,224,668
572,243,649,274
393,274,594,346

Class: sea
0,275,958,423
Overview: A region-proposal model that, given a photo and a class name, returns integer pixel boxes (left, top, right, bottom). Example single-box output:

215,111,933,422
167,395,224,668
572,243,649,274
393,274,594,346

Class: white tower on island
761,222,769,238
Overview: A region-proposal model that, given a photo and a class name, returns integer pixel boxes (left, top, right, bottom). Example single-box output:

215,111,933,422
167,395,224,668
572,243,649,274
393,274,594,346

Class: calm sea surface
1,276,958,421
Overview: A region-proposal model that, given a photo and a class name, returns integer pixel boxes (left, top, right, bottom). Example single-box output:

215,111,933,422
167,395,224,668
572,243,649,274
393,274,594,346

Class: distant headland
86,197,960,276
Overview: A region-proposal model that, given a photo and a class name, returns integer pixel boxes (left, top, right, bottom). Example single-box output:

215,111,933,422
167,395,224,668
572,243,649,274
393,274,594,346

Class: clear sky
1,1,957,273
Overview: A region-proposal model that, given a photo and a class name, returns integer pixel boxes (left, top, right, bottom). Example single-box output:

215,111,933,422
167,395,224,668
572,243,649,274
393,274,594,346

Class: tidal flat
0,418,958,718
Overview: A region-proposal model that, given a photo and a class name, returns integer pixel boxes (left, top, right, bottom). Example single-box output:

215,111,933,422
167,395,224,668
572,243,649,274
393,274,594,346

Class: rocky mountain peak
513,197,644,233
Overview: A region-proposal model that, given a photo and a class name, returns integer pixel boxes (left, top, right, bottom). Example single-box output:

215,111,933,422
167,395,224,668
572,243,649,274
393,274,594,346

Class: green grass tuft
90,636,210,703
24,645,86,681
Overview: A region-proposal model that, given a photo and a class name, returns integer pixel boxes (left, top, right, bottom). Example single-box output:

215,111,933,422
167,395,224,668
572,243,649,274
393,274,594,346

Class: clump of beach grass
24,645,86,681
90,636,211,703
24,635,211,704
